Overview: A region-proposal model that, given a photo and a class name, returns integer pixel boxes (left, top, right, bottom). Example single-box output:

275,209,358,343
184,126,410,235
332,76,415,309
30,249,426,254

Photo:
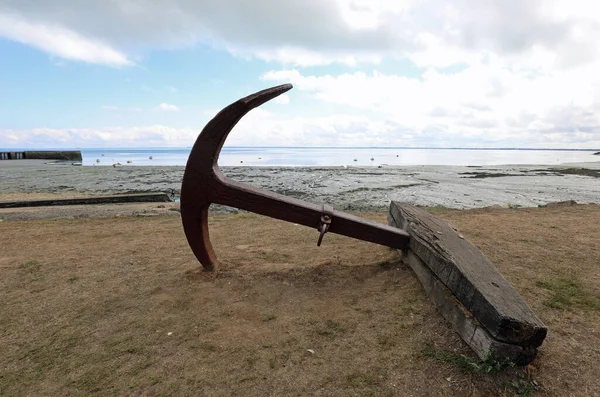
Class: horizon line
2,146,599,152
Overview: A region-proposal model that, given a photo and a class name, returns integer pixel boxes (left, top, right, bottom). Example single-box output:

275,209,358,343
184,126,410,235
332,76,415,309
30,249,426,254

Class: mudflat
1,161,600,211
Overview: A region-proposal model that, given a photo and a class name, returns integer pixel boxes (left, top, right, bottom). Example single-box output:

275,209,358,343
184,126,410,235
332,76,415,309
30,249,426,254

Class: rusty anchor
181,84,410,270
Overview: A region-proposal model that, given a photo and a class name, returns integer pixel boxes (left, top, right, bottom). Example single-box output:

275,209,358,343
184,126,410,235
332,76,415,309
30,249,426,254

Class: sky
1,0,600,149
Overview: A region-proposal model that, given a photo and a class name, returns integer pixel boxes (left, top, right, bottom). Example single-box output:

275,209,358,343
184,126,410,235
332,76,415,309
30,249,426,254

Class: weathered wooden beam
0,193,171,208
388,202,546,363
398,246,536,364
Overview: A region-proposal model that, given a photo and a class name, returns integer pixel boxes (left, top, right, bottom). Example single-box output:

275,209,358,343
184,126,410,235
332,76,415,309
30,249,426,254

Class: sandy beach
1,161,599,212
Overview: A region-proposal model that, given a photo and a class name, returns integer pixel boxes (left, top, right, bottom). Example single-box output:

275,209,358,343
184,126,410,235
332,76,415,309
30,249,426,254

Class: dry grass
1,204,599,396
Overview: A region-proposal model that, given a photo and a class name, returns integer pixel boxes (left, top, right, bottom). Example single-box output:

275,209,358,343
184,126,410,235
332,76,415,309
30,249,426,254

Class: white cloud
261,62,600,147
242,47,382,67
3,0,600,68
274,94,290,105
155,103,180,112
0,126,197,147
0,12,132,66
2,0,600,68
4,104,599,149
3,0,600,148
0,0,397,66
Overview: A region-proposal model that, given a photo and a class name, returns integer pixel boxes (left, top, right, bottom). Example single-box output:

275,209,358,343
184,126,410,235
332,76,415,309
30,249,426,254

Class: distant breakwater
0,150,82,161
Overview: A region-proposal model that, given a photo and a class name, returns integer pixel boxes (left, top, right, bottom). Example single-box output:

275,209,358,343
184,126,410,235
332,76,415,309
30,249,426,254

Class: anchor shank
214,174,410,250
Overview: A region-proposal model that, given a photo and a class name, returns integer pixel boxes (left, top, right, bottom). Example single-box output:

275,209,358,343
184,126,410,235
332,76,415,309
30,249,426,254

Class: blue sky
1,0,600,149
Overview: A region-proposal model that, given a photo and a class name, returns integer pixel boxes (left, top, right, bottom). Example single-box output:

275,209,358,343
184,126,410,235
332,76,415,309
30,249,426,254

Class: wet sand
1,161,599,211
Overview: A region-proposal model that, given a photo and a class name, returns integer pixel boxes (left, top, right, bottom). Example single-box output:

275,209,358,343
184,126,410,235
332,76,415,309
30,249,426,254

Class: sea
75,147,599,167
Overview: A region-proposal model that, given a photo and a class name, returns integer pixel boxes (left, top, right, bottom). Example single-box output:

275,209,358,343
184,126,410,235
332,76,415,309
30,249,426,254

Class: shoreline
1,161,599,212
2,157,599,168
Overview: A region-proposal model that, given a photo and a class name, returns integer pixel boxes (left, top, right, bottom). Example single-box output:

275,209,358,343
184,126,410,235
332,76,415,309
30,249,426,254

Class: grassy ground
1,204,599,396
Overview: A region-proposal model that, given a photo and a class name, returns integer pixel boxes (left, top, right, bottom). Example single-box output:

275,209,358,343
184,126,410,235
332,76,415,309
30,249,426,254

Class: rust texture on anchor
180,84,410,270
